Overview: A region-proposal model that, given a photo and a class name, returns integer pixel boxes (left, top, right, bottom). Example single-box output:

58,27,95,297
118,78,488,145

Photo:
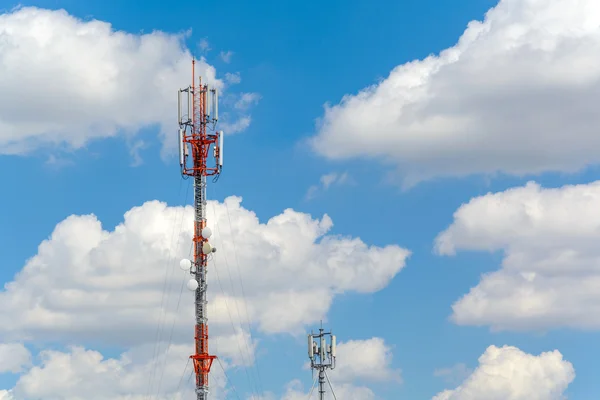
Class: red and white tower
177,59,223,400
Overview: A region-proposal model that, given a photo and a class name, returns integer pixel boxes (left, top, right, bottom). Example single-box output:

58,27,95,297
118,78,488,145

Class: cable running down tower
177,59,224,400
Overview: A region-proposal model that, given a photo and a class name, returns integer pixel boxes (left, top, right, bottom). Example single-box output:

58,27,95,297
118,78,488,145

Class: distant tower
177,59,223,400
308,325,336,400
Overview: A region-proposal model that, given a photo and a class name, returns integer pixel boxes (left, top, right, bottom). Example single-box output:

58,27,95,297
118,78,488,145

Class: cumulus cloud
0,196,409,348
0,6,259,157
0,391,13,400
436,180,600,331
0,197,407,399
1,343,228,400
0,343,31,373
432,345,575,400
329,337,401,384
310,0,600,186
0,307,401,400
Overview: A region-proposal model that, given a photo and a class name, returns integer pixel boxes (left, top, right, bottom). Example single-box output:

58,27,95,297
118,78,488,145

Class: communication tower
308,326,336,400
178,59,223,400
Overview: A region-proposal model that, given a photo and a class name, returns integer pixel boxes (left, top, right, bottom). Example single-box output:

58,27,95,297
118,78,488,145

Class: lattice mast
177,59,223,400
308,325,336,400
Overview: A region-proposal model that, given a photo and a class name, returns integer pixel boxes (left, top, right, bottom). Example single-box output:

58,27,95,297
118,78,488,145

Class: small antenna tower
177,59,223,400
308,325,336,400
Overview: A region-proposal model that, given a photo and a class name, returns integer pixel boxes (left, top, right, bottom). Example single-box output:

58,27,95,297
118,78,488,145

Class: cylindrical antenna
203,87,208,123
320,336,326,361
331,335,336,357
187,87,192,124
308,335,314,359
219,131,224,167
192,60,195,127
206,87,211,119
178,128,185,166
214,88,219,121
178,90,182,124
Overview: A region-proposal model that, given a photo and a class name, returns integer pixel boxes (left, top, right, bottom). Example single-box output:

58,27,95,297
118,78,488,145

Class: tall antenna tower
178,59,223,400
308,326,336,400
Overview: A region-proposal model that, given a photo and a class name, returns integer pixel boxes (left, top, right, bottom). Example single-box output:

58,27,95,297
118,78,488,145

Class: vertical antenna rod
308,325,336,400
178,59,223,400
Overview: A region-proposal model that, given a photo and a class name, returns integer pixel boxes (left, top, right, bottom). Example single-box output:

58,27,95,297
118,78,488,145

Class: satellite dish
180,258,192,271
187,279,199,291
202,227,212,238
202,242,213,254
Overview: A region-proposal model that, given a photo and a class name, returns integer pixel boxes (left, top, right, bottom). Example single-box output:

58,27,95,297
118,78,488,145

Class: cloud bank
311,0,600,186
433,345,575,400
0,6,255,157
0,196,409,346
437,180,600,331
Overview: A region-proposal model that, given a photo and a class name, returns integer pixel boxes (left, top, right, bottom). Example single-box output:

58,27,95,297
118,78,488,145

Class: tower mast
308,325,336,400
178,59,223,400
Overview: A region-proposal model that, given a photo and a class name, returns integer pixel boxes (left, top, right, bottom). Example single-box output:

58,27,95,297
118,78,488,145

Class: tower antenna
308,326,336,400
177,58,223,400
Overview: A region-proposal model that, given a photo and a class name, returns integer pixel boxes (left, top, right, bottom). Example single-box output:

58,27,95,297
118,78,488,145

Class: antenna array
178,59,223,400
308,326,336,400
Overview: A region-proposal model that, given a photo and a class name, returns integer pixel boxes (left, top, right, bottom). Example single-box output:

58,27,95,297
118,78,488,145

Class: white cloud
225,72,242,84
305,187,319,200
220,50,234,63
2,343,229,400
432,345,575,400
215,327,257,367
329,337,401,384
215,91,260,134
235,93,261,110
0,391,13,400
436,180,600,331
0,196,409,348
0,196,407,398
310,0,600,186
0,343,31,373
220,115,252,134
305,172,352,200
128,139,146,167
198,37,211,52
0,6,228,157
321,172,349,189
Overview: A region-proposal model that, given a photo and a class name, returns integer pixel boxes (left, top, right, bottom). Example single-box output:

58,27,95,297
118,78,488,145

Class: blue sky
1,0,600,399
